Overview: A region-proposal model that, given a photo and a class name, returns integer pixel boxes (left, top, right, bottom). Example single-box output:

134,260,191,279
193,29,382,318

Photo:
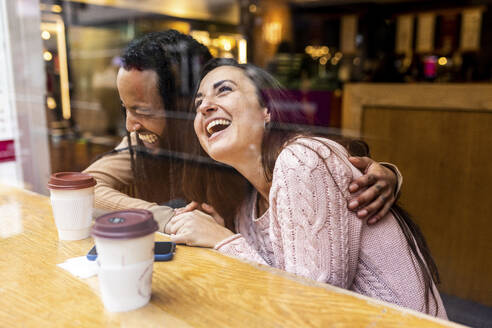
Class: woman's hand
174,202,225,227
174,201,200,215
347,156,397,225
164,209,233,248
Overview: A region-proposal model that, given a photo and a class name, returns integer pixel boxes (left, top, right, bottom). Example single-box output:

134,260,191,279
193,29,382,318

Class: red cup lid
48,172,97,190
91,209,158,239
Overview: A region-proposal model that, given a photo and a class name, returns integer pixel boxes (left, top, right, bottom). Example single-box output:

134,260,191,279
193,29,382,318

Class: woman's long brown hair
183,58,441,313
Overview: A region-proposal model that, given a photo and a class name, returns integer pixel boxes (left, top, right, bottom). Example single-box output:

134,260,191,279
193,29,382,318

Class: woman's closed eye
218,85,232,93
194,82,234,111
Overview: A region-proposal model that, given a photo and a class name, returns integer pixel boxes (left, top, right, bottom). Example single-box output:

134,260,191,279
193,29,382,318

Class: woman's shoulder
273,136,356,192
277,136,348,167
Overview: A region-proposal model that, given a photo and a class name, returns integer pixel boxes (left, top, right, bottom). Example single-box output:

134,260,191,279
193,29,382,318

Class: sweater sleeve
214,234,269,265
83,135,174,231
269,140,363,288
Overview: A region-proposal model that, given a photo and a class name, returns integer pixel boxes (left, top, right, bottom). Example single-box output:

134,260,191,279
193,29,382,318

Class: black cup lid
91,209,158,239
48,172,97,190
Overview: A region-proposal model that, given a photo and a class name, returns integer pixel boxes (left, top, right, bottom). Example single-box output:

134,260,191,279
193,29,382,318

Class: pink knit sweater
215,138,447,319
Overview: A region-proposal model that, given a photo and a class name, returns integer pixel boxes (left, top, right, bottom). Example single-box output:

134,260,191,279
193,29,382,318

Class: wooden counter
0,185,463,327
342,83,492,306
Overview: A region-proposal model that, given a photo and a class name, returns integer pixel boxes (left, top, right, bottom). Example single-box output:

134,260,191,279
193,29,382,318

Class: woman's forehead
200,66,249,88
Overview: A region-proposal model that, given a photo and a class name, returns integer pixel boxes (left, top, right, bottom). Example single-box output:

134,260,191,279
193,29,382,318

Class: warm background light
51,4,62,13
190,30,210,47
41,30,51,40
46,97,57,110
263,22,282,45
238,39,247,63
43,51,53,61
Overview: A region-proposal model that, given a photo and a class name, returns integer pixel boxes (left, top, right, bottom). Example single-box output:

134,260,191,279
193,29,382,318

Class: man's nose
126,112,142,132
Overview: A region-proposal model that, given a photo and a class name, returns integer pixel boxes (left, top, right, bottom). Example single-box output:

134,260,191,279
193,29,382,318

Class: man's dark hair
121,29,212,114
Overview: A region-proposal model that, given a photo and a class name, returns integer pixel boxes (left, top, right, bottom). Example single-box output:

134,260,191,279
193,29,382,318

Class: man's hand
164,209,233,248
348,156,397,225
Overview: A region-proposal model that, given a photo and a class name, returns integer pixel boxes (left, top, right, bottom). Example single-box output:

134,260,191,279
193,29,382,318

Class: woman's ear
263,107,271,123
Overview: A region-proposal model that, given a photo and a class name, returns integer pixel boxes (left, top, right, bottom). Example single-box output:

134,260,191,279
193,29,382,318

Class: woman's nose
197,98,217,116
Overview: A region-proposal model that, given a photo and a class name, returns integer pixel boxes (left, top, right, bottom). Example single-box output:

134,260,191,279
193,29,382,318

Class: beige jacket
83,135,174,232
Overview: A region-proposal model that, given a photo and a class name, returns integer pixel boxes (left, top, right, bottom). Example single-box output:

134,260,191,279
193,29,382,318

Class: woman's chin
206,144,232,164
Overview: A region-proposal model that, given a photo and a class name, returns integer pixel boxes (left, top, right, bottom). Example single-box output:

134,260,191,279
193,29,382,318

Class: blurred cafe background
0,0,491,326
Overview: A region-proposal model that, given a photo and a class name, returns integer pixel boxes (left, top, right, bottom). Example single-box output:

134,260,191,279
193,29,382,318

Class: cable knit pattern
215,137,447,319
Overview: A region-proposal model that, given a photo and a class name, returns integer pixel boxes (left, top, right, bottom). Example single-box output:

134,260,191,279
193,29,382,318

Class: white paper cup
48,172,97,240
94,233,154,266
98,259,154,312
92,209,158,312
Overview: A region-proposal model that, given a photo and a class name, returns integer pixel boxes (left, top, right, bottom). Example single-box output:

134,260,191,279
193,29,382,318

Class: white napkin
57,256,99,279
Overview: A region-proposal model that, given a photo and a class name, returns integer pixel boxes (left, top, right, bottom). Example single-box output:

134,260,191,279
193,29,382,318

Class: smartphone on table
86,241,176,262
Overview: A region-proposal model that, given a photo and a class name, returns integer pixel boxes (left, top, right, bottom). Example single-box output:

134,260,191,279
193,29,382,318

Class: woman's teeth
138,133,158,144
206,119,231,135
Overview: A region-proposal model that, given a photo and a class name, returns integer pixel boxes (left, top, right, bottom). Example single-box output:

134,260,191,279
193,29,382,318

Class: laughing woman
166,58,447,318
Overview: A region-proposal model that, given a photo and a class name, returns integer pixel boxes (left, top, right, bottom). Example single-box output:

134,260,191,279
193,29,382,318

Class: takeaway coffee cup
48,172,97,240
91,209,158,312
